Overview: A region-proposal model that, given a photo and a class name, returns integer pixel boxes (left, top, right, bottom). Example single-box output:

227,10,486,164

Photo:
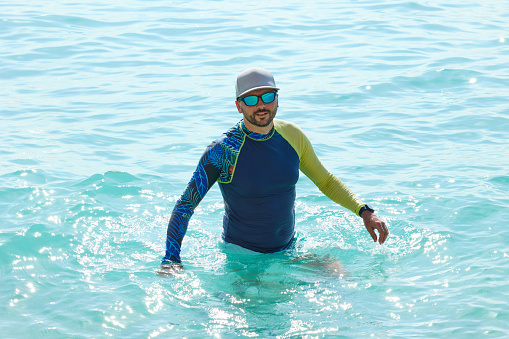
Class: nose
256,97,267,108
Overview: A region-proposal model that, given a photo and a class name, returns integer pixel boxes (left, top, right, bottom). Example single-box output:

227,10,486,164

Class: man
161,67,388,270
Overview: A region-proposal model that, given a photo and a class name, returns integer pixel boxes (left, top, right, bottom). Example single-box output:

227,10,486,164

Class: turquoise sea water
1,0,509,337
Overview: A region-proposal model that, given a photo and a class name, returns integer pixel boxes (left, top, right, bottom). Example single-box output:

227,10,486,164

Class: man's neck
242,120,274,135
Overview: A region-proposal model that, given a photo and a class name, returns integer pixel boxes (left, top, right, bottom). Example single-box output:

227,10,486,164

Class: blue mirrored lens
261,92,276,103
241,92,276,106
243,96,259,106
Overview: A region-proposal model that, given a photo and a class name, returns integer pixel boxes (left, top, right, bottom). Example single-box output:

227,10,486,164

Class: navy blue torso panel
219,130,300,252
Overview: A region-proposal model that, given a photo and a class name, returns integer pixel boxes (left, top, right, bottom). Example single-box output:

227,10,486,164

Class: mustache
254,109,270,114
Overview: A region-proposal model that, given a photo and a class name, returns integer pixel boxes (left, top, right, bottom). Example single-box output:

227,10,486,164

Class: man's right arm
162,142,222,265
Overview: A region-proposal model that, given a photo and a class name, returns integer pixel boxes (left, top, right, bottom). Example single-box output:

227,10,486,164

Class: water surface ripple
1,0,508,337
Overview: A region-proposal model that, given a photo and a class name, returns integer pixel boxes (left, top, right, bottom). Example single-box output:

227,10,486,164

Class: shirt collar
240,120,275,141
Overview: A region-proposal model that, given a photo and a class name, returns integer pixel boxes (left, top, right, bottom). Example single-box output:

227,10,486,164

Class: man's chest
229,135,300,197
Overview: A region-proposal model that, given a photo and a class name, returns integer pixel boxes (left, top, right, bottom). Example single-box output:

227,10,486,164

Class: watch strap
359,204,375,217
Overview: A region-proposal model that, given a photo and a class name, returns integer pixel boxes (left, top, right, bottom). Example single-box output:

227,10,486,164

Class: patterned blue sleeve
162,140,223,264
162,122,245,264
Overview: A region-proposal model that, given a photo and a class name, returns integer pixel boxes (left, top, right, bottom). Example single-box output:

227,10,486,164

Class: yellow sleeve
274,119,365,216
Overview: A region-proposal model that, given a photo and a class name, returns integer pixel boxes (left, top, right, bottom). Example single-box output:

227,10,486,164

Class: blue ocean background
1,0,508,337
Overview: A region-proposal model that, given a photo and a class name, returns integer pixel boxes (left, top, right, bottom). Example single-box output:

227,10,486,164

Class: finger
372,222,382,245
383,225,389,244
377,224,385,244
379,222,388,244
367,227,378,242
376,224,384,244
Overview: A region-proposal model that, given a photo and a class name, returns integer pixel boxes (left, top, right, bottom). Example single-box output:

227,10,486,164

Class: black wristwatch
359,204,375,217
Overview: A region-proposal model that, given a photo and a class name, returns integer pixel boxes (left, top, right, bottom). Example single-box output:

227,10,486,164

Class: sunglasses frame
238,91,277,106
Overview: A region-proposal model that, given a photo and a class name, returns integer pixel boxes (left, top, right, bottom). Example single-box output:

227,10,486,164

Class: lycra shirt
162,119,365,263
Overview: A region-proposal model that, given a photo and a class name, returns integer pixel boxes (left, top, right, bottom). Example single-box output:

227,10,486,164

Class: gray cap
235,67,279,99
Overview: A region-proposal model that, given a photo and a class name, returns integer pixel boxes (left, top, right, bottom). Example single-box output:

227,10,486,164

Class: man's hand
157,262,184,276
361,211,389,245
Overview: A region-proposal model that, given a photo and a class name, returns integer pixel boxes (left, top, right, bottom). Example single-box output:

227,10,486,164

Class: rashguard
162,118,365,264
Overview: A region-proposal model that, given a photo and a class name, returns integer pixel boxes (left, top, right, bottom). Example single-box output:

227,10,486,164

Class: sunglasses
238,91,277,106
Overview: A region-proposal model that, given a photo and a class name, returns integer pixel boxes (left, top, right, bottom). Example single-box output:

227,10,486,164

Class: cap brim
237,86,280,99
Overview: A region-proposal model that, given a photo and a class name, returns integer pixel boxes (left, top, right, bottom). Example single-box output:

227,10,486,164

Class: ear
235,100,242,113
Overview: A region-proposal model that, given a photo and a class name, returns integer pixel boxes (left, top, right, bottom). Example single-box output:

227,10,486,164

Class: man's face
235,88,278,132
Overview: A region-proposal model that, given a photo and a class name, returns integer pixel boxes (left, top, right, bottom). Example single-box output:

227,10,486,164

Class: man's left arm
281,122,389,244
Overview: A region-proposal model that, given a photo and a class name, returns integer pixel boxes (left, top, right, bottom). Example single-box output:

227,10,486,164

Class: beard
243,106,278,128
